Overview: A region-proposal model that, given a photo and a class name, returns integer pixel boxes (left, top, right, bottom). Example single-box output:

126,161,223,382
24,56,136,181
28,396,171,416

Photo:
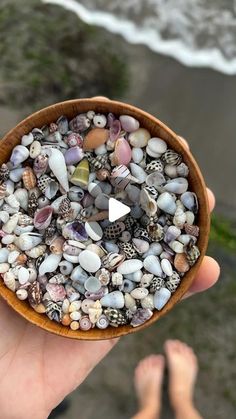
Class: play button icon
109,198,131,222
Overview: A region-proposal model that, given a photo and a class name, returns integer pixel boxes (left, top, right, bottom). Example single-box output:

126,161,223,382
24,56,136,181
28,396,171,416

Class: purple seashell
33,154,48,178
62,221,88,241
64,146,84,165
130,308,153,327
69,114,91,133
10,145,30,167
65,132,83,148
107,112,116,128
109,120,121,142
85,288,105,300
34,206,53,230
119,115,140,133
46,283,66,302
82,192,95,208
161,242,175,256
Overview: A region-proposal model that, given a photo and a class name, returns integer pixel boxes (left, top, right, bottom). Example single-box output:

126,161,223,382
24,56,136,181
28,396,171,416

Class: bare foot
164,340,198,409
134,354,165,418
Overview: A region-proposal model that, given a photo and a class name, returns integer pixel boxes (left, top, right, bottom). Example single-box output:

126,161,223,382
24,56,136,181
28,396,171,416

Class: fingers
182,256,220,299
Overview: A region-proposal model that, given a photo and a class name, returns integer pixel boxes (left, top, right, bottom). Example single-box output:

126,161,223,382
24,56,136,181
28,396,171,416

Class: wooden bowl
0,97,210,340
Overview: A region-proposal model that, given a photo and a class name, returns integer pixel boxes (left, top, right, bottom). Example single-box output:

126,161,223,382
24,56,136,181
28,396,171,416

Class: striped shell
22,167,37,190
162,149,182,166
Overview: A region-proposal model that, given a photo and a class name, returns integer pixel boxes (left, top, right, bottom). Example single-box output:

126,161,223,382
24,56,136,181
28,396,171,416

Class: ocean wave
42,0,236,75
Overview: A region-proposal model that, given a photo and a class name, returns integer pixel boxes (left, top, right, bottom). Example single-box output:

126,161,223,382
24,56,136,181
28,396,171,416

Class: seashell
117,259,143,275
62,253,80,263
131,147,144,164
32,128,44,141
2,204,18,215
125,270,143,283
102,252,125,271
68,319,78,329
184,223,199,237
146,145,161,158
174,253,190,273
87,211,109,223
5,180,14,196
65,132,83,148
87,153,108,171
119,242,138,259
48,148,69,192
141,294,154,309
93,114,107,128
181,192,198,214
69,311,81,321
144,186,158,200
69,113,91,133
71,265,88,284
143,255,163,276
166,272,181,293
46,283,66,302
156,192,176,215
68,186,84,203
109,119,121,142
124,293,137,310
69,300,81,313
131,287,149,299
5,194,20,209
146,172,166,188
58,261,73,276
177,162,189,177
96,268,110,286
79,316,92,331
0,183,7,199
45,300,62,322
3,271,16,291
148,138,167,155
8,250,20,264
58,197,74,221
129,128,151,148
103,241,119,254
130,163,147,184
88,300,103,324
169,240,184,254
10,145,30,167
119,115,139,132
140,189,157,217
147,223,164,242
64,146,84,165
57,115,69,135
34,206,53,230
70,159,89,189
81,298,95,314
86,244,105,258
14,188,28,211
154,288,171,310
85,221,103,242
2,235,15,245
95,169,109,183
18,213,33,226
119,279,134,293
37,175,59,199
78,250,101,273
162,149,182,166
29,140,41,159
161,258,173,276
2,214,19,234
119,231,132,243
110,165,132,189
84,276,101,293
186,244,200,266
173,207,187,228
178,234,193,246
130,308,153,327
95,144,107,155
164,164,178,178
0,248,9,263
104,308,127,327
63,243,81,257
83,128,109,151
15,254,28,266
96,314,109,329
21,132,34,146
62,221,88,241
39,254,62,276
18,267,30,285
132,238,149,254
50,236,65,255
164,225,181,243
88,182,102,198
112,137,132,166
27,192,39,217
103,221,126,240
0,262,10,274
164,177,188,194
185,211,195,225
27,281,43,306
100,291,124,309
33,154,48,178
0,163,10,183
16,289,28,300
133,226,150,243
143,242,163,258
9,167,24,183
146,160,164,173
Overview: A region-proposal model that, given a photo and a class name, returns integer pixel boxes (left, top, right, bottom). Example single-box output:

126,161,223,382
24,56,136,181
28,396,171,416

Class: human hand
0,139,220,419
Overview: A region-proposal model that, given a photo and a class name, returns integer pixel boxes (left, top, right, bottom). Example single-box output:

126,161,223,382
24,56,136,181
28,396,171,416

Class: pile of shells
0,111,200,330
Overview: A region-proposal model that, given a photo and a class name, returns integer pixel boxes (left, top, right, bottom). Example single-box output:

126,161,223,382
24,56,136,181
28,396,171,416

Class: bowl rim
0,97,210,340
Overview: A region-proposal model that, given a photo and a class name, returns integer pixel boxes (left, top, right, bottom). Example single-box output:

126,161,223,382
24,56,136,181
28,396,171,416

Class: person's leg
132,354,165,419
164,340,203,419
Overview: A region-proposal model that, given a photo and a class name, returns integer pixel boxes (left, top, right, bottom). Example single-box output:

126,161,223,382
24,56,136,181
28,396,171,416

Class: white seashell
147,138,167,154
124,293,137,310
84,276,101,292
62,299,70,313
173,207,187,228
131,147,144,163
185,211,195,225
104,242,119,254
18,267,30,285
178,234,193,245
9,167,24,183
164,164,178,178
0,248,9,263
132,238,149,254
146,146,161,158
21,133,34,146
126,184,141,202
71,202,82,219
28,268,37,282
0,211,9,224
6,180,15,195
70,311,82,321
111,272,123,286
88,182,102,198
169,240,184,253
10,145,30,167
143,242,163,257
63,253,80,263
2,214,19,234
86,244,105,258
15,232,42,251
2,204,19,215
156,192,176,215
165,225,181,243
85,221,103,241
70,265,88,283
14,225,34,236
154,288,171,310
117,259,143,275
146,172,165,187
3,271,16,291
143,255,163,276
2,235,15,245
0,263,10,273
95,144,107,155
14,189,28,211
100,291,124,309
124,270,142,282
16,289,28,300
129,128,151,148
78,250,101,273
48,148,69,192
51,196,65,213
59,260,73,275
141,294,154,310
8,250,20,264
5,194,20,209
140,188,157,216
39,254,62,276
129,163,147,184
164,178,188,194
140,273,154,288
29,141,41,159
131,287,149,299
161,259,173,276
81,299,95,314
69,300,82,312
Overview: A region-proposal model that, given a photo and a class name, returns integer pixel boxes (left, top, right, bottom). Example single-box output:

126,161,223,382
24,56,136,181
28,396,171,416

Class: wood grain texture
0,97,210,340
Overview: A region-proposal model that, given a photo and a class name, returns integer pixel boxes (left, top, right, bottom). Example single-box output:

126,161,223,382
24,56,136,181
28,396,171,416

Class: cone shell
83,128,109,151
70,159,89,188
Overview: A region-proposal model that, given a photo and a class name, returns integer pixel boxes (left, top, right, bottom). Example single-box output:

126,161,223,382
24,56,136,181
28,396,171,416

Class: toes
135,355,165,378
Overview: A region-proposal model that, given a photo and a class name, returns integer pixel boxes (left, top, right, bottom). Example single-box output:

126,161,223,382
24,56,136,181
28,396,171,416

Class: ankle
133,405,160,419
173,400,197,416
